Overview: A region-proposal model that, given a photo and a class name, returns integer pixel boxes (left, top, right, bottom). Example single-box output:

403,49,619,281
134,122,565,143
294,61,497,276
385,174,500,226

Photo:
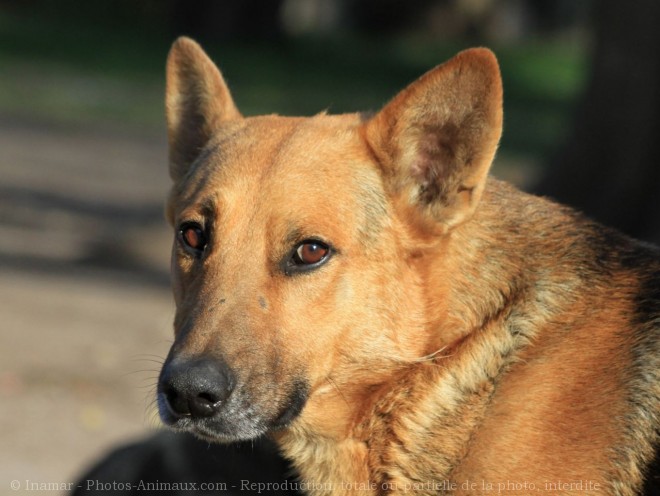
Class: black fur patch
271,380,309,430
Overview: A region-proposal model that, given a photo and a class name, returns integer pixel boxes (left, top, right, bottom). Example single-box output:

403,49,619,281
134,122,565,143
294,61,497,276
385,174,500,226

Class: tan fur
159,37,660,495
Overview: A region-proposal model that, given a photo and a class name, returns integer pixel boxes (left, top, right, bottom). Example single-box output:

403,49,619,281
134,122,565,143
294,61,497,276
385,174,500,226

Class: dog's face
158,38,502,442
161,114,418,441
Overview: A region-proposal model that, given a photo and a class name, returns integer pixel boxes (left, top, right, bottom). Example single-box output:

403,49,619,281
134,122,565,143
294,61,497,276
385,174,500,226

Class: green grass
0,9,588,162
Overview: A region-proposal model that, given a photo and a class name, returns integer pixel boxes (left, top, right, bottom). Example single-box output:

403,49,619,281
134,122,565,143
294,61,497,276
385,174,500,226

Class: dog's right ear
166,37,242,182
364,48,502,234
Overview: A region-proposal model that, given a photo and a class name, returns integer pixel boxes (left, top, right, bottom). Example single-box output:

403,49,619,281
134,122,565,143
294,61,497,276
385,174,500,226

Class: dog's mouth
157,357,309,442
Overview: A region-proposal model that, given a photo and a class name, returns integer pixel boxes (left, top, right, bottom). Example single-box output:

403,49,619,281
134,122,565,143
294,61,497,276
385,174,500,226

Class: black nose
159,357,234,420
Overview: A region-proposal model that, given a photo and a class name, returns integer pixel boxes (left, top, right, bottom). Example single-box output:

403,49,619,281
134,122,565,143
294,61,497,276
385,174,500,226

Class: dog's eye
295,242,329,265
179,222,207,255
284,239,332,275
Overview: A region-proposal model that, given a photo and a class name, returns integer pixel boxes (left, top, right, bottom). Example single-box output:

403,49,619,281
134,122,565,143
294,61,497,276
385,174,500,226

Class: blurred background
1,0,659,491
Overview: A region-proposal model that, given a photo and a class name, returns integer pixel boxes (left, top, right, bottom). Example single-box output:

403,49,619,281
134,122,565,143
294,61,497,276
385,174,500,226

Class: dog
157,37,659,495
71,432,299,495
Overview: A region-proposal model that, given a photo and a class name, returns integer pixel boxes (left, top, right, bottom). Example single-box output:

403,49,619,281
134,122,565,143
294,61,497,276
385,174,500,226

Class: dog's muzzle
157,355,309,441
159,357,235,420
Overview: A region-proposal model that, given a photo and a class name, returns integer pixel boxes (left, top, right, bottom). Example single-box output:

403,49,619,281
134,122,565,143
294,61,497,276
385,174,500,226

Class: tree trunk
534,0,660,244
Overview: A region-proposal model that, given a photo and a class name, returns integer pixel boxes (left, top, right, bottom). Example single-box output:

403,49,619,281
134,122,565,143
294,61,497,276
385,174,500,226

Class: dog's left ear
364,48,503,233
166,37,242,182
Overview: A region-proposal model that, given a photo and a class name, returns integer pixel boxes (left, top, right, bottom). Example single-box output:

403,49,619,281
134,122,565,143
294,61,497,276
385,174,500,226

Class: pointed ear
364,48,503,233
166,37,242,182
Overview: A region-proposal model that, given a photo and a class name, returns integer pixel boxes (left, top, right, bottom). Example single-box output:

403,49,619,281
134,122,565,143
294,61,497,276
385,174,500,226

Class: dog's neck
277,179,583,494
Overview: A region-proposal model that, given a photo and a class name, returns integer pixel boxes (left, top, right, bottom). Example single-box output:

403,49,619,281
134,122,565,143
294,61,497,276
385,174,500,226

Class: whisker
120,369,161,379
144,395,162,427
410,345,452,363
130,359,166,366
325,375,350,408
135,382,160,390
131,353,167,360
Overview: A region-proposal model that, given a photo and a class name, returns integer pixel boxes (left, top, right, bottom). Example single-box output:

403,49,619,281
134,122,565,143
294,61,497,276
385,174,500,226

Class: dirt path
0,118,177,490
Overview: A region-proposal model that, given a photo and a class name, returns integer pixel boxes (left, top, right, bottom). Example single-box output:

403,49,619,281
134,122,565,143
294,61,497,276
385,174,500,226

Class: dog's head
157,37,502,442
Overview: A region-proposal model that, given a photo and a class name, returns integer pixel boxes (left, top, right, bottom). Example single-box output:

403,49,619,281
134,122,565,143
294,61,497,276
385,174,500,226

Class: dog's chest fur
278,182,660,495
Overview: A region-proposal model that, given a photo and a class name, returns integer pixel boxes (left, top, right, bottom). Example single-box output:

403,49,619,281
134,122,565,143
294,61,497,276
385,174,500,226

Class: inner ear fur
364,48,503,233
166,36,242,182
